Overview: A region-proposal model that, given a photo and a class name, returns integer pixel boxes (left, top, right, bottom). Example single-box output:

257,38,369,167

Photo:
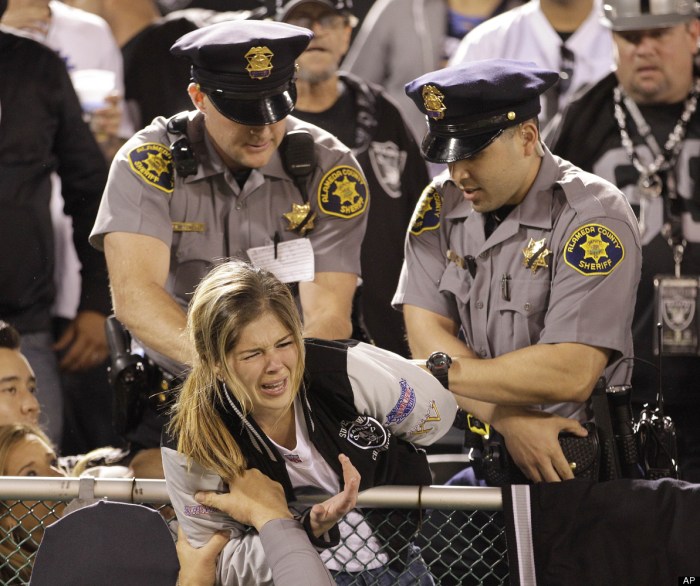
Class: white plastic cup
69,69,116,112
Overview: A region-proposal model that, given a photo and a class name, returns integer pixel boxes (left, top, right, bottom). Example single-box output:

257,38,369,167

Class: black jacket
0,31,110,332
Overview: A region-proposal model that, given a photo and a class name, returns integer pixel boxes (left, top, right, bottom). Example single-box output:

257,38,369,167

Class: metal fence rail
0,478,508,585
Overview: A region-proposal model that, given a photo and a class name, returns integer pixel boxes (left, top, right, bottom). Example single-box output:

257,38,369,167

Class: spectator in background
2,0,131,457
0,421,134,583
64,0,261,130
156,0,376,35
0,423,66,583
449,0,614,127
0,322,41,428
278,0,428,357
341,0,521,141
0,321,146,476
1,0,133,158
0,0,111,447
546,0,700,481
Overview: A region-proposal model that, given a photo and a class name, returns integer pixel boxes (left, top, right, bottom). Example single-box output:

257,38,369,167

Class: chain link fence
0,478,508,585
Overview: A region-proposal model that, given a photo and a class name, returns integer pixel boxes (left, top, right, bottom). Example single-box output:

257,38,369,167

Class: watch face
428,352,451,371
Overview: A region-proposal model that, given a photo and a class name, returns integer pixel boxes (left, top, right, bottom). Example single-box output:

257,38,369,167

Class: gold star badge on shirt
283,203,316,235
522,238,551,274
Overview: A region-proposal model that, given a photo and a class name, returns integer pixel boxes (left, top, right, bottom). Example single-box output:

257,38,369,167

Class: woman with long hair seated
0,421,137,584
0,423,66,583
163,260,460,585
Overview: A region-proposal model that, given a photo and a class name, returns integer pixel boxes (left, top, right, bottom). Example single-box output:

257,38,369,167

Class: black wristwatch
426,351,452,389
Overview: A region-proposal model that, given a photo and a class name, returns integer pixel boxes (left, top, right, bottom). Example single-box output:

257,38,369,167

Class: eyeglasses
286,13,347,29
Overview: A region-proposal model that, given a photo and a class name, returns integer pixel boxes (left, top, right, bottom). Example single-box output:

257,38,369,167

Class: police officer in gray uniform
90,20,369,453
393,60,642,483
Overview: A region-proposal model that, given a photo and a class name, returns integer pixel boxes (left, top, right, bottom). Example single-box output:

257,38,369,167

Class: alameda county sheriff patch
410,185,441,235
318,165,368,218
128,143,174,194
564,223,624,276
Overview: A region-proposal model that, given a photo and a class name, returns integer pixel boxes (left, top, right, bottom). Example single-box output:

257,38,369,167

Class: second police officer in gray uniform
90,21,369,459
393,60,643,483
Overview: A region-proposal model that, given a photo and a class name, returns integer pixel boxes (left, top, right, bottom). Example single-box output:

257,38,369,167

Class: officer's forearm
448,342,609,405
299,272,356,340
113,281,193,367
105,232,194,367
403,304,477,359
452,396,497,424
302,311,352,340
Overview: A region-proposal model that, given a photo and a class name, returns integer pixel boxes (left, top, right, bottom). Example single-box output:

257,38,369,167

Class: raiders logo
368,141,406,198
339,415,389,450
128,143,174,194
318,165,369,219
410,185,441,235
564,223,624,276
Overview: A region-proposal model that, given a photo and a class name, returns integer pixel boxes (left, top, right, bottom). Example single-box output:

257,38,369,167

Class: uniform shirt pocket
495,278,551,347
438,262,473,316
171,230,226,303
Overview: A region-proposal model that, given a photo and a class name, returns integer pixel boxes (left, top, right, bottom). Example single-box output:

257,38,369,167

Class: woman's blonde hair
0,423,53,477
0,423,57,583
168,261,305,479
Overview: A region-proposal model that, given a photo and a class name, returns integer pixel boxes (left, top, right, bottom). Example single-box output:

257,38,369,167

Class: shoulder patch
317,165,369,218
563,223,624,276
128,142,174,194
410,185,441,235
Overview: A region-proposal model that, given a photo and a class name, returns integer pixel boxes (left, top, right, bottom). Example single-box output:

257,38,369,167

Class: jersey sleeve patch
127,142,174,194
385,379,416,425
410,185,441,235
563,223,624,276
317,165,369,218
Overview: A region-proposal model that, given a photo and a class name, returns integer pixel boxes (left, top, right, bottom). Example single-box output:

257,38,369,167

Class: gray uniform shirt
393,149,642,419
90,112,369,372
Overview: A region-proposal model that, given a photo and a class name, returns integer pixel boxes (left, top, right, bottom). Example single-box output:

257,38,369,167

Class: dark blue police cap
171,20,313,125
405,59,560,163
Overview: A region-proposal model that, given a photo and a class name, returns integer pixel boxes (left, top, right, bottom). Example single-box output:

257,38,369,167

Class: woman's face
225,311,299,422
3,434,66,542
5,434,65,478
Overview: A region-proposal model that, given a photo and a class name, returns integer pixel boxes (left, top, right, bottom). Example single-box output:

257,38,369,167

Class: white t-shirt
449,0,614,118
271,397,390,573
